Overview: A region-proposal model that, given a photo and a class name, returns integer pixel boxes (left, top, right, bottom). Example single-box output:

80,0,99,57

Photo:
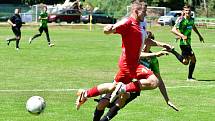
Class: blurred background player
29,5,54,47
6,8,22,50
171,5,204,81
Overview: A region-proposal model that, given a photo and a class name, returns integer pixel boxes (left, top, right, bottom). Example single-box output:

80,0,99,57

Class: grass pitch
0,25,214,121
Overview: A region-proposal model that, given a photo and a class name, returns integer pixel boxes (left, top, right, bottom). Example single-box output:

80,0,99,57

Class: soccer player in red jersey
75,1,172,110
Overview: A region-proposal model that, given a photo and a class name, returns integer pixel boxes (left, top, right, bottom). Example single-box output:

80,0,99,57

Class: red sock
86,86,100,97
125,81,141,92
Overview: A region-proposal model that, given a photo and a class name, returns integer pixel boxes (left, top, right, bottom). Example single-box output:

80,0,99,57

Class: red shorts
114,64,153,84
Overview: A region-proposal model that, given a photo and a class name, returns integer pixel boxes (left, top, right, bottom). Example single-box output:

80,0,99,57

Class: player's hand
156,51,169,57
167,101,179,111
199,36,204,43
12,24,16,27
162,44,173,51
103,24,114,34
181,35,187,40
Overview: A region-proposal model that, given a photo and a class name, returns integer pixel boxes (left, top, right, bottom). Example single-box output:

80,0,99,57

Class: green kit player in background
29,5,54,47
171,5,204,81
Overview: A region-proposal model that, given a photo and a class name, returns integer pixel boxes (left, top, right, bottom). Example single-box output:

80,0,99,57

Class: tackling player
75,1,173,111
93,31,178,121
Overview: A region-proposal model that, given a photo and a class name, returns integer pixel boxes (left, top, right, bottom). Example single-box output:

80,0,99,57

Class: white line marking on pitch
0,85,214,92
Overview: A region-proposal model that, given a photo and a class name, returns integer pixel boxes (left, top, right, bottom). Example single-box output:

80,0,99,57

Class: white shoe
16,48,20,51
187,78,197,81
48,43,55,47
29,37,32,44
75,89,87,110
110,82,124,103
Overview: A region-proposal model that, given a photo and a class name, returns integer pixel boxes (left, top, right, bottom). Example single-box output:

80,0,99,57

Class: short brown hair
131,0,145,3
183,5,191,9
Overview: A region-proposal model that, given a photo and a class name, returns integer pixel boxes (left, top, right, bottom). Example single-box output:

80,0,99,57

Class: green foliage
196,0,215,17
87,0,131,18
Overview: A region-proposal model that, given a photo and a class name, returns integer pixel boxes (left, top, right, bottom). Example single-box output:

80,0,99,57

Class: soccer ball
26,96,46,114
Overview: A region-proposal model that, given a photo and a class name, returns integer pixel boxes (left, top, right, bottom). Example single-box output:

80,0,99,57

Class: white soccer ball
26,96,46,114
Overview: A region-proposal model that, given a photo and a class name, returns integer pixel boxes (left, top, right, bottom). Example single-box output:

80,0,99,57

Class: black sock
32,34,41,40
100,106,120,121
188,62,196,79
93,108,104,121
16,39,20,48
7,37,17,42
46,32,51,44
171,49,184,63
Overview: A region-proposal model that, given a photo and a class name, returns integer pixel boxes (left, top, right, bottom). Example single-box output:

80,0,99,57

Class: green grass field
0,25,214,121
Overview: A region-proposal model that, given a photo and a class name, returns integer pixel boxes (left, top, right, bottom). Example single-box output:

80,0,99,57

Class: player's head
14,8,20,14
183,5,191,17
147,31,154,40
43,5,47,12
131,1,147,22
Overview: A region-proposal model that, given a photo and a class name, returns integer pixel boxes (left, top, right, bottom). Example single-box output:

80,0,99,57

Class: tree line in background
0,0,214,17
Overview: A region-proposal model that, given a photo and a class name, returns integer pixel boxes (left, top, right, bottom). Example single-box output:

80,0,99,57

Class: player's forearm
7,19,14,26
150,39,168,48
140,52,157,57
103,25,115,34
40,17,48,20
171,27,184,38
193,25,202,37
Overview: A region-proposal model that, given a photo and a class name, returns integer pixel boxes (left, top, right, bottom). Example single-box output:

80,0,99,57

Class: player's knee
140,75,159,90
191,58,196,63
147,75,159,89
115,93,130,108
182,59,189,65
108,83,117,92
16,36,21,40
97,99,109,110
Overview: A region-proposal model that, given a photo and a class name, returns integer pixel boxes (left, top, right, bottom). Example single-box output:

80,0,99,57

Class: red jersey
114,17,143,76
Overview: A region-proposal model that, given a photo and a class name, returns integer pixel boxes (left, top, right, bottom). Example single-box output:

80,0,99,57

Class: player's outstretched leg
110,75,159,103
6,37,17,46
75,89,87,110
29,34,41,44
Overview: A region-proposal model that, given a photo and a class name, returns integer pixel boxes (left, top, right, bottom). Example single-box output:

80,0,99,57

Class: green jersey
175,17,195,45
40,12,48,28
139,56,160,74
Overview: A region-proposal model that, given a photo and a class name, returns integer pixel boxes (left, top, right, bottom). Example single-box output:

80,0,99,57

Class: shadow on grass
197,79,215,82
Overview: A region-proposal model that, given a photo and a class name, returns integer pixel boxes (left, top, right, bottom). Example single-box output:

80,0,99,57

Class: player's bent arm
7,19,15,26
104,18,128,34
146,39,172,50
193,25,204,43
171,26,185,39
103,24,116,34
40,17,48,20
140,51,168,58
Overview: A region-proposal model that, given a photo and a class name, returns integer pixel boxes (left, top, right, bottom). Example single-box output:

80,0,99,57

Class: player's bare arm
103,24,115,34
104,18,128,34
7,19,16,27
145,38,173,50
193,25,204,43
171,26,187,40
140,51,168,58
